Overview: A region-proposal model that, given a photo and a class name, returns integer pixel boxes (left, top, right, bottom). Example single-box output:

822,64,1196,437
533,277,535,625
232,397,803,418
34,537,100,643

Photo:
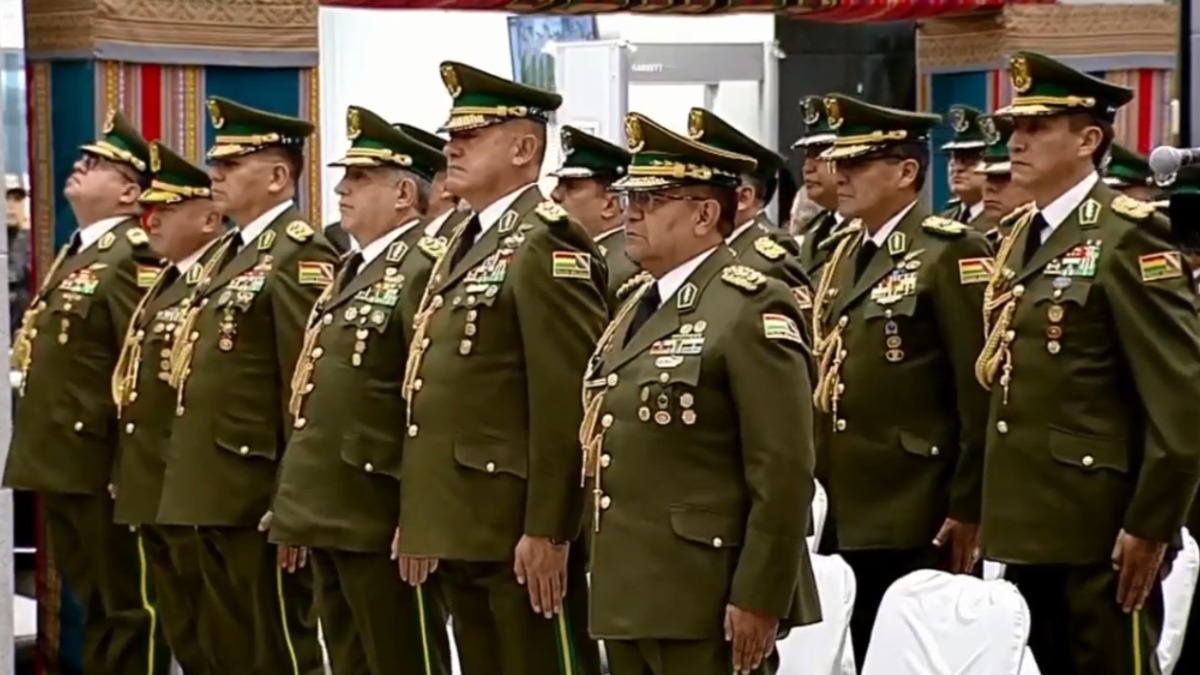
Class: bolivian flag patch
552,251,591,279
1138,251,1183,282
958,257,994,285
136,265,160,288
762,313,803,344
297,261,334,287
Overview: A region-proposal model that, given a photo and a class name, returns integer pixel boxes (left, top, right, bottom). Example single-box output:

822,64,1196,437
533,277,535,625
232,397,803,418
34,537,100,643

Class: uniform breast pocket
862,295,918,364
1029,278,1102,353
636,357,702,427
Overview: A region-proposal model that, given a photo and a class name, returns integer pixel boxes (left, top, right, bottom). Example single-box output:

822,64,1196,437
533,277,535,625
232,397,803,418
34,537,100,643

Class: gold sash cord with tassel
403,219,472,419
12,244,72,396
578,275,652,533
111,266,175,413
168,232,238,410
287,276,340,418
974,207,1037,404
810,223,863,421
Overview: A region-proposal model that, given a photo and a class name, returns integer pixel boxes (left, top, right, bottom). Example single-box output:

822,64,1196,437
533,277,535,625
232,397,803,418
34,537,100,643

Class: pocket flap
863,294,917,320
638,355,702,387
216,432,278,461
1033,280,1092,307
1048,426,1127,473
669,506,744,548
452,441,527,478
898,429,945,459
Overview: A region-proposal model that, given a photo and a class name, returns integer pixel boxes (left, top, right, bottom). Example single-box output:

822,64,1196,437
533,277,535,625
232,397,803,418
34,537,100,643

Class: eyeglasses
79,153,141,185
618,191,709,212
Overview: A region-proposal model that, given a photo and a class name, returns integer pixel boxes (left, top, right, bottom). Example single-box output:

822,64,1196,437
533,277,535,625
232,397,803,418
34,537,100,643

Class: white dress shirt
654,247,717,307
423,209,456,238
236,199,294,249
475,184,537,243
356,219,420,273
967,201,984,222
866,201,919,247
1036,172,1099,243
75,216,128,251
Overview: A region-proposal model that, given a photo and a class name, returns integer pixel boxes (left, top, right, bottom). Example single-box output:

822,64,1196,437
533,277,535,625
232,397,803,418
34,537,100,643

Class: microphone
1148,146,1200,175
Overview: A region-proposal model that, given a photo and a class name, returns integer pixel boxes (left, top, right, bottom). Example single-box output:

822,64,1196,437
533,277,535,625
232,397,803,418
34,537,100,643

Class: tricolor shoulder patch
1138,251,1183,282
762,313,804,344
297,261,334,287
958,257,994,285
136,265,160,288
552,251,591,279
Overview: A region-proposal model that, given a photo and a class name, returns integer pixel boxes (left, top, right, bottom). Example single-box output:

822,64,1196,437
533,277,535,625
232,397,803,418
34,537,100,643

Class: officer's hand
393,527,438,587
513,535,568,619
724,604,778,674
1112,529,1166,613
277,545,307,573
933,518,981,573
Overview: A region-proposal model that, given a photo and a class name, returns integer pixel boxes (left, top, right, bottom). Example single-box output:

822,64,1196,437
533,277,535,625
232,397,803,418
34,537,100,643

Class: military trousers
194,526,323,675
311,548,452,675
1005,562,1163,675
839,545,944,666
139,525,212,674
604,638,778,675
43,492,170,675
440,550,601,675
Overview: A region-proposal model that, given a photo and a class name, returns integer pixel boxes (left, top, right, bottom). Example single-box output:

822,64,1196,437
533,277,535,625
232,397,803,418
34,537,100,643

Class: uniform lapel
606,247,733,373
833,206,925,316
1014,184,1106,284
50,218,136,288
435,186,542,293
205,207,296,293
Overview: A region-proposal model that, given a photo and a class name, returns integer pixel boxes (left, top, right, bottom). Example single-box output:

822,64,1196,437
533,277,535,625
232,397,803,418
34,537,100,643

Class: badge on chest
58,264,106,296
1044,240,1100,278
464,248,514,295
354,270,405,308
870,268,918,306
649,321,707,367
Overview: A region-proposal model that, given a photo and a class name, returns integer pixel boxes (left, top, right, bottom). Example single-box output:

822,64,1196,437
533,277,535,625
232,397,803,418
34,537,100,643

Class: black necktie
1022,213,1050,266
625,284,661,346
66,231,83,256
854,240,877,282
451,216,483,269
339,252,363,292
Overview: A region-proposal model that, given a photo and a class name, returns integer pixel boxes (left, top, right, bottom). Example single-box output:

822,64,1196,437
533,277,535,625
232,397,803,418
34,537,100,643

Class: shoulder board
126,227,149,247
616,270,654,301
999,202,1036,228
285,220,315,243
921,215,968,237
1111,194,1156,222
418,236,448,260
535,200,568,225
721,265,767,293
817,221,861,251
753,236,786,261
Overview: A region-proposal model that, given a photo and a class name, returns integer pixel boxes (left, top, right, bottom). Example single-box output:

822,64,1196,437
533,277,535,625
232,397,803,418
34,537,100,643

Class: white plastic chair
861,569,1035,675
1160,527,1200,674
809,479,828,553
777,553,857,675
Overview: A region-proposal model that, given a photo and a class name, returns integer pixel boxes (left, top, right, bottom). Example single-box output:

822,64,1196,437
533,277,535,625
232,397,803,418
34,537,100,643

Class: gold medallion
638,406,651,422
885,349,904,362
352,353,362,367
1046,340,1061,354
886,336,903,349
459,340,473,356
654,410,671,425
1047,305,1064,323
219,337,234,351
679,393,694,408
682,410,697,425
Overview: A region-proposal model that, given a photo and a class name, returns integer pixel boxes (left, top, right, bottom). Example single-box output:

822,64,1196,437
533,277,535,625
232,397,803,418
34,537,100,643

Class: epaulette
721,265,767,293
126,227,149,247
616,271,653,301
286,220,315,243
921,215,968,237
999,202,1036,229
817,221,862,251
1111,194,1156,222
418,235,448,260
535,200,568,225
753,236,786,261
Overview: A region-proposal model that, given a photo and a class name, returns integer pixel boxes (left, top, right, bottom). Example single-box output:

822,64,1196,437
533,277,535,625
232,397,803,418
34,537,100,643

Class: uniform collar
655,246,718,308
595,225,624,243
967,200,984,221
76,216,128,251
423,208,455,237
176,238,219,273
237,199,294,248
358,219,420,272
1037,172,1099,238
476,184,537,242
727,218,758,244
867,200,917,247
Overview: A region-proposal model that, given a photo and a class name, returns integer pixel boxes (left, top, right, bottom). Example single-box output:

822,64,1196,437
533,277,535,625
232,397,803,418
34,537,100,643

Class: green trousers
440,551,601,675
140,526,212,674
312,548,451,675
1006,562,1163,675
43,493,170,675
604,638,779,675
194,526,323,675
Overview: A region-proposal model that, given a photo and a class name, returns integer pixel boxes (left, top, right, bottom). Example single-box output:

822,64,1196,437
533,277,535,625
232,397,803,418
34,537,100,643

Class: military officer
268,106,452,675
3,110,168,674
392,122,467,238
938,104,989,231
110,141,226,674
686,108,810,292
812,95,990,664
1103,143,1158,201
975,51,1200,674
582,111,820,675
549,124,638,307
156,97,335,674
793,95,849,278
395,62,605,675
974,115,1035,246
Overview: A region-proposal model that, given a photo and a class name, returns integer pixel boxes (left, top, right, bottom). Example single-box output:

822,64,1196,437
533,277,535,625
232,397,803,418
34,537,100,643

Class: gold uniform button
312,347,324,358
125,422,135,434
408,425,419,437
73,421,84,432
1012,284,1025,298
432,295,444,308
364,463,374,473
711,537,723,548
838,315,848,328
129,392,138,402
607,373,618,387
322,313,333,325
835,419,847,432
422,337,431,349
485,461,496,473
659,372,670,383
600,495,612,509
304,383,315,393
600,454,611,468
997,421,1009,434
294,417,307,429
930,446,939,456
601,413,614,428
239,446,249,456
414,378,423,391
1082,455,1094,467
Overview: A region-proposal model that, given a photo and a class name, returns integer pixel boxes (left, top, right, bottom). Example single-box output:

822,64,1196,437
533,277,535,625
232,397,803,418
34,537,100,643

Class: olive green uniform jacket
398,186,608,561
981,183,1200,564
113,244,221,524
584,246,820,639
798,210,843,278
940,200,986,233
817,207,990,549
270,222,438,553
6,218,161,495
728,213,810,292
158,207,339,527
596,226,639,308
